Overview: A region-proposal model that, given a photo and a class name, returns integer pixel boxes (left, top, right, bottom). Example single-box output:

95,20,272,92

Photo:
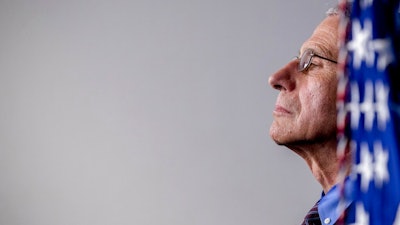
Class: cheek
300,82,337,119
297,85,337,138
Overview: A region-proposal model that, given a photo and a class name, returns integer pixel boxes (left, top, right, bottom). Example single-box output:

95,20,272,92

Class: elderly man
268,7,353,225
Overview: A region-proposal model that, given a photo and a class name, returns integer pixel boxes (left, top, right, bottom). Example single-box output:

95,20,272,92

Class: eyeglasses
296,49,337,72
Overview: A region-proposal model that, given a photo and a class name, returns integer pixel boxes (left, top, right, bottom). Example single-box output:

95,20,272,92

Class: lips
273,105,291,115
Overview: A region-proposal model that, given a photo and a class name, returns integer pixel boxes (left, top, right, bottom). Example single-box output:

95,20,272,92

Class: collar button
324,218,331,224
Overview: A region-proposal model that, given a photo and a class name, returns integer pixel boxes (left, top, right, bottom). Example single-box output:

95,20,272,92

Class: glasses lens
298,49,312,72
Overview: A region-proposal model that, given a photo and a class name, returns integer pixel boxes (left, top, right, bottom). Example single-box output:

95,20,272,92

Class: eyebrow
299,45,334,59
317,46,335,59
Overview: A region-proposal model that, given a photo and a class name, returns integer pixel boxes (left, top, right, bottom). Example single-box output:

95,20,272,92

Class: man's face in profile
268,15,340,148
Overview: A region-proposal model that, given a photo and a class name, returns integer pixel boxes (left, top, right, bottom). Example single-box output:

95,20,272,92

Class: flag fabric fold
338,0,400,224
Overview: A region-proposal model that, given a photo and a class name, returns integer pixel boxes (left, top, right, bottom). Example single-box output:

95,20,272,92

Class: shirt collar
318,178,354,225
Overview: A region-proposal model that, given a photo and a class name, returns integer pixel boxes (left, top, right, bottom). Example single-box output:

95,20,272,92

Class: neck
286,140,343,193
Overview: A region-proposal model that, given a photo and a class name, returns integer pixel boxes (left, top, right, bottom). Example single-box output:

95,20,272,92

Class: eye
298,50,313,72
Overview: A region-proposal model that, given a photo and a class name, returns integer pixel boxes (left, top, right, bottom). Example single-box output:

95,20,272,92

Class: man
268,7,353,225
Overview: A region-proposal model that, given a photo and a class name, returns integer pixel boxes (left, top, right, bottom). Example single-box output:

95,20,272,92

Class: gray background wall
0,0,335,224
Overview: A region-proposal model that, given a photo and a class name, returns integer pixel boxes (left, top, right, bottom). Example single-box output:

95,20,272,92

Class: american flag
337,0,400,224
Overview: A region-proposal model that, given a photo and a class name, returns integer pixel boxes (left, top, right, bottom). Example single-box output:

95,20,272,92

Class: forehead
300,15,339,59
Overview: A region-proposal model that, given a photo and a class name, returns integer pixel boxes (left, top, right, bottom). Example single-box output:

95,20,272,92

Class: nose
268,59,297,92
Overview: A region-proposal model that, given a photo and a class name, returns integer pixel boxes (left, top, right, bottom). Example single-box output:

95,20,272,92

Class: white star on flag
348,82,361,129
360,80,375,130
349,202,370,225
375,80,390,130
373,141,389,187
347,19,375,69
372,38,395,71
360,0,373,9
356,142,374,192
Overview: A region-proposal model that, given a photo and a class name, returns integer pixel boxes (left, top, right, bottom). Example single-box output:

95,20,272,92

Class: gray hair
326,5,351,17
326,7,340,16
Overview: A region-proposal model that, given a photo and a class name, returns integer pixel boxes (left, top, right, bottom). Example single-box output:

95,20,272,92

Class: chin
269,122,290,144
269,129,288,145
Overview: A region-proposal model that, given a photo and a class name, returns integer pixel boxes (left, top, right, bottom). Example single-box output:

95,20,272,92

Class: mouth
273,105,291,116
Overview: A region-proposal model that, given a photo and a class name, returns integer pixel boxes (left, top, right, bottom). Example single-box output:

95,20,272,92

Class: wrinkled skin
268,15,342,193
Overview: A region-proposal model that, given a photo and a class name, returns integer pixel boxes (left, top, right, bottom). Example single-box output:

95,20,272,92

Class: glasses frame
296,49,337,72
